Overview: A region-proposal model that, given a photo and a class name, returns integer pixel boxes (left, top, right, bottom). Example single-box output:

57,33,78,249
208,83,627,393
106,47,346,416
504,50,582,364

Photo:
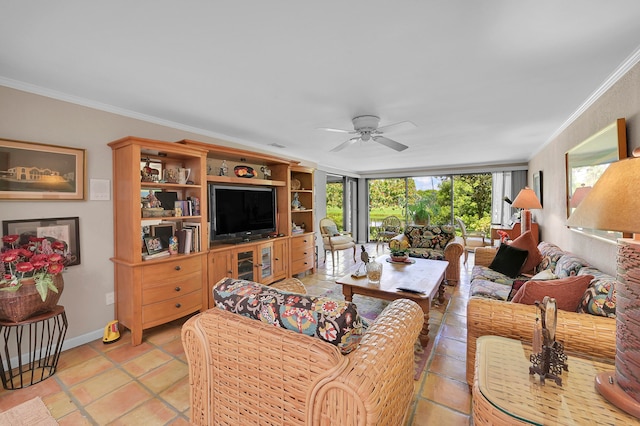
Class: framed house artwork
0,139,86,200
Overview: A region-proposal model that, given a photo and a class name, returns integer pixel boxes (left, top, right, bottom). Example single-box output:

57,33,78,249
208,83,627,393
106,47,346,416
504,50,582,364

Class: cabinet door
233,248,255,281
208,250,232,308
258,242,274,283
272,238,288,280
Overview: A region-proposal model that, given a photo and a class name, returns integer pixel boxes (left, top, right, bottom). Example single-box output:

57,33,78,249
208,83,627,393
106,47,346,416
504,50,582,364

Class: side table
473,335,638,425
0,305,68,390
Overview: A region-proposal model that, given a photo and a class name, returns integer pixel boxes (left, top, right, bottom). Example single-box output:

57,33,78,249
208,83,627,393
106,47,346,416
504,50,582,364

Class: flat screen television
209,184,277,241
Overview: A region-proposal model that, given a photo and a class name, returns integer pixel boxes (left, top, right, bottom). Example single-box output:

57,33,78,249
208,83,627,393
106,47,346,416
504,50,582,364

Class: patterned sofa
182,278,423,425
391,224,464,285
466,241,617,386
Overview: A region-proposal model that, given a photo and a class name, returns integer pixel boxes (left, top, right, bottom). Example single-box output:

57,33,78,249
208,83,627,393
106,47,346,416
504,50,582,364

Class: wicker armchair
182,298,423,425
466,248,616,387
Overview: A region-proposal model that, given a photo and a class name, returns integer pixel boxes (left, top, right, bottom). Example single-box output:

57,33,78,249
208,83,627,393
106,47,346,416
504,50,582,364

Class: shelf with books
109,136,209,346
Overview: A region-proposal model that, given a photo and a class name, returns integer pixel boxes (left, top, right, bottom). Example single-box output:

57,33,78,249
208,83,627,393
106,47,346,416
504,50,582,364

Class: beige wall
0,86,303,347
528,62,640,276
2,61,639,345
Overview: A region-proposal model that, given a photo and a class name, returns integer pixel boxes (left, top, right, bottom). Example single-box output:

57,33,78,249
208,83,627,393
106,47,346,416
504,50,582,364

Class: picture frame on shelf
0,139,86,200
144,236,165,255
151,223,176,249
2,216,81,266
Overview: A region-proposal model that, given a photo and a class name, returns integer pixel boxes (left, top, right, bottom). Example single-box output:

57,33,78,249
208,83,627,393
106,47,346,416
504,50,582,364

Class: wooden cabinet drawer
141,256,201,284
290,235,314,252
142,290,201,327
142,272,201,305
291,254,314,275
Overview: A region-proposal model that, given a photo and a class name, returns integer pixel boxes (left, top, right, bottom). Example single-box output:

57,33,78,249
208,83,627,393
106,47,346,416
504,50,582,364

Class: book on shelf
176,228,193,254
143,250,171,260
188,196,200,216
182,221,201,252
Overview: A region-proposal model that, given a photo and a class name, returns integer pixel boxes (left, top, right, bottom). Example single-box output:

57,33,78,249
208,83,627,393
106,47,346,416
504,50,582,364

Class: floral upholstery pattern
408,247,445,261
213,278,368,354
469,279,512,301
535,242,565,273
405,225,455,250
578,267,617,318
554,253,590,278
471,265,528,287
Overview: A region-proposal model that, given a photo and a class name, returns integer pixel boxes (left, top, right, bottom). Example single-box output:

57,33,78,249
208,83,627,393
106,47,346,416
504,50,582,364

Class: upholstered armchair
319,217,356,264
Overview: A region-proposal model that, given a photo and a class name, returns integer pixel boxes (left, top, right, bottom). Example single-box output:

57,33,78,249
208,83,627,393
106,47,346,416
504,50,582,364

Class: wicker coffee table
336,255,448,346
473,336,637,425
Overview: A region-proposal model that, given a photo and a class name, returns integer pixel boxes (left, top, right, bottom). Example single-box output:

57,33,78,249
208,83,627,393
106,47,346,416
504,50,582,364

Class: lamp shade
512,187,542,209
566,156,640,234
569,185,592,208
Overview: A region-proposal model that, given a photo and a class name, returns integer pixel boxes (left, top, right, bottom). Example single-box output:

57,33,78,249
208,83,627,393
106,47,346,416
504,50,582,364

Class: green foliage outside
326,174,492,240
367,174,492,240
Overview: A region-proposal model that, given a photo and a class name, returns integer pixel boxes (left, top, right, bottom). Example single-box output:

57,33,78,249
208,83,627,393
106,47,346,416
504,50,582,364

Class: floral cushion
554,254,590,278
535,242,565,273
578,267,616,318
470,279,512,301
405,225,455,250
471,265,526,287
213,278,368,354
408,248,445,261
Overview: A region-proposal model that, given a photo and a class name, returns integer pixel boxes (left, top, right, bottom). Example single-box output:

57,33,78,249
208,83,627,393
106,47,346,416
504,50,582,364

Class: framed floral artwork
2,217,81,266
0,139,86,200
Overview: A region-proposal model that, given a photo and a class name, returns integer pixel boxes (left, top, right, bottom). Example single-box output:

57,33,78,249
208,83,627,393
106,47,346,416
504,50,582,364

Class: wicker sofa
466,243,617,387
391,224,464,285
182,278,423,426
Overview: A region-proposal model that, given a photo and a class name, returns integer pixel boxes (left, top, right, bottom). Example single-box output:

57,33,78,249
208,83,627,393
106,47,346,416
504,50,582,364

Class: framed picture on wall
0,139,86,200
533,171,543,207
2,217,81,266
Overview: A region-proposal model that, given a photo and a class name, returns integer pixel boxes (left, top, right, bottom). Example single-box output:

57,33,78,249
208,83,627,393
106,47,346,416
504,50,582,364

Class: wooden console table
473,336,636,425
490,222,538,246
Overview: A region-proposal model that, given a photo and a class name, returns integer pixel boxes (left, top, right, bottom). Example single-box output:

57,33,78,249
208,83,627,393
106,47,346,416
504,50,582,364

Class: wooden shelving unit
109,136,209,346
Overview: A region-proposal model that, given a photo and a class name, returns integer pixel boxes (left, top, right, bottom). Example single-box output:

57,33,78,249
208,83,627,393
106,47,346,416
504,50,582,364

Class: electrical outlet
105,292,115,305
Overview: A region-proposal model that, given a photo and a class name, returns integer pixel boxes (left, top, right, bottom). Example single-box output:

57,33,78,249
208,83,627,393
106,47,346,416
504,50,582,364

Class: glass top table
472,335,638,425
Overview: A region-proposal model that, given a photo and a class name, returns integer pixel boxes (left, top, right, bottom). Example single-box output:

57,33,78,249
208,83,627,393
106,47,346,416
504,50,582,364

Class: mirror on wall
566,118,627,218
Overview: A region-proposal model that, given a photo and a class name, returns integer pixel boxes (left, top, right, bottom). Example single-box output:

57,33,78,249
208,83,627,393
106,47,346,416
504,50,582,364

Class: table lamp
512,187,542,234
569,185,592,208
566,155,640,418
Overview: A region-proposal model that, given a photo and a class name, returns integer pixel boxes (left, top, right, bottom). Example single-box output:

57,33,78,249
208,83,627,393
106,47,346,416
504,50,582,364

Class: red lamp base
595,372,640,418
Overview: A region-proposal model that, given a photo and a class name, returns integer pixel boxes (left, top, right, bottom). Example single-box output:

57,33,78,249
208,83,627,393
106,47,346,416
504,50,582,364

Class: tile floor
0,244,474,425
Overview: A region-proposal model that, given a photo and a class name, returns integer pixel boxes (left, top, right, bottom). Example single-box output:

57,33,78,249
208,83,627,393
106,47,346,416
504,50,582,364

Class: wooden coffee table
336,255,449,346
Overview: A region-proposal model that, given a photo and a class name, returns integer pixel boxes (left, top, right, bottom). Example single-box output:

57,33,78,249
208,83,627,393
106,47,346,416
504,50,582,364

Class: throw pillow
530,269,558,280
213,278,368,354
488,244,529,278
322,224,340,236
511,275,594,312
508,231,543,274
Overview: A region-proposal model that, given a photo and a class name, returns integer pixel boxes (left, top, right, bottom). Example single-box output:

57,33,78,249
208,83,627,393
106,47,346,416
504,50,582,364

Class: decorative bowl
234,166,255,178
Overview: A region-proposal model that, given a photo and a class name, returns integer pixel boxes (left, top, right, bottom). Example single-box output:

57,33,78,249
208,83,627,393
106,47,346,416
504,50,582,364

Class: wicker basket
0,274,64,323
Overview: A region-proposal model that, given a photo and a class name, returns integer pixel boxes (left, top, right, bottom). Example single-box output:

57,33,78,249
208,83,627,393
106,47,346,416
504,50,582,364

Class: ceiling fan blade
330,137,360,152
373,136,408,152
376,120,416,134
317,126,357,134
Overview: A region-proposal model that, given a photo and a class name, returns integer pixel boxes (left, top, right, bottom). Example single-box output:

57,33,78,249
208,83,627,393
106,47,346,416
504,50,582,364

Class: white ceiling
2,1,640,175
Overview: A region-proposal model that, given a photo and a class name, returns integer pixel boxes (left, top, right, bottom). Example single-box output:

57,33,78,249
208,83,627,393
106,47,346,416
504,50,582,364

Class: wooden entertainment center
110,137,315,345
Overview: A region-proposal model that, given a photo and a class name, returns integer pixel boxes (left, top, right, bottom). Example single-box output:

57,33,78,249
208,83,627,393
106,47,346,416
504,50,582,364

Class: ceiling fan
320,115,416,152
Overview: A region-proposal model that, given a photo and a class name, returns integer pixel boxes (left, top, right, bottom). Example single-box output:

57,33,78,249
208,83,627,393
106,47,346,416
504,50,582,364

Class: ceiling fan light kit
322,115,415,152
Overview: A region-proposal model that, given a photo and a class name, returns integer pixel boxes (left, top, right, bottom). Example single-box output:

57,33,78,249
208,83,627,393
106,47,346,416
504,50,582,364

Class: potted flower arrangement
0,234,68,322
389,238,410,262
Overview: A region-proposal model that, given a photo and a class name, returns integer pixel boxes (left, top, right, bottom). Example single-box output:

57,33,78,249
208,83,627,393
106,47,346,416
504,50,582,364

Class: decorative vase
0,274,64,323
366,259,383,285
